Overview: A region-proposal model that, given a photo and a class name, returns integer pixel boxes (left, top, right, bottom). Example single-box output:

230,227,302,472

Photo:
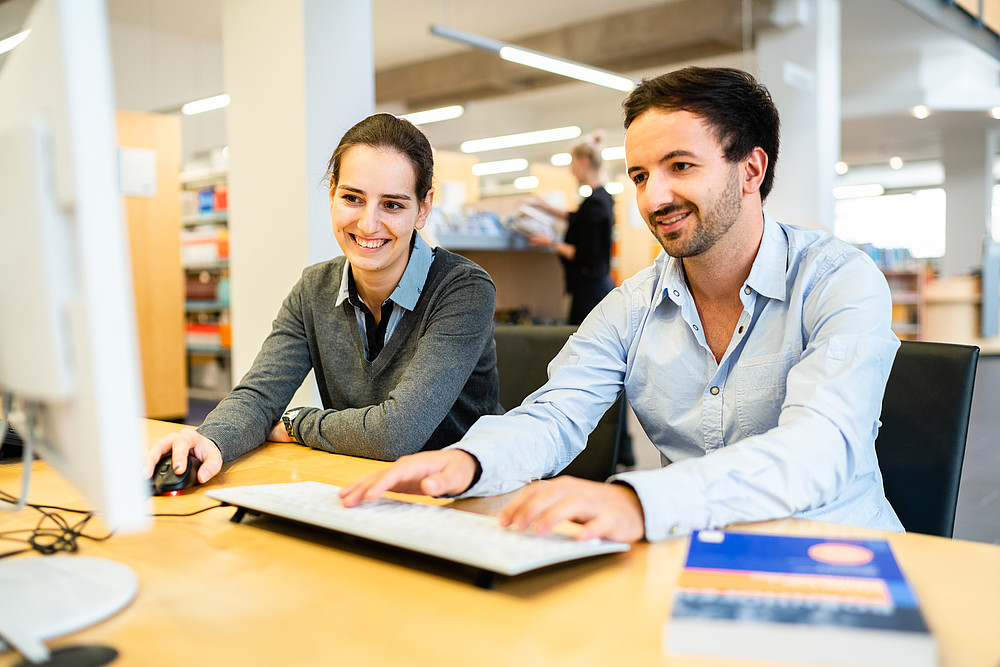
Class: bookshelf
883,267,925,340
179,169,232,401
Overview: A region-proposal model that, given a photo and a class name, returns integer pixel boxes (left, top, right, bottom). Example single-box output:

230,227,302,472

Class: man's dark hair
623,67,780,201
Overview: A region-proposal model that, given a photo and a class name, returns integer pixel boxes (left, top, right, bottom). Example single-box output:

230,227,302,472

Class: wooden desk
2,419,1000,666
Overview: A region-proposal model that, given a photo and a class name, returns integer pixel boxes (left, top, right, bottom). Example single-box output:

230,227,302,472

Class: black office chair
875,340,979,538
492,324,627,482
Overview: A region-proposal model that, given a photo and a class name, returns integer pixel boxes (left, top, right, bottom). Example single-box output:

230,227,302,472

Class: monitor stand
0,556,137,664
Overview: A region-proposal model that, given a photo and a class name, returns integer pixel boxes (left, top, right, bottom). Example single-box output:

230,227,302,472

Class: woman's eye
342,193,361,204
384,201,404,211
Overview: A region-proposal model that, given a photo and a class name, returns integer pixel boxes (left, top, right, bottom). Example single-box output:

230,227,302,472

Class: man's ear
742,147,767,196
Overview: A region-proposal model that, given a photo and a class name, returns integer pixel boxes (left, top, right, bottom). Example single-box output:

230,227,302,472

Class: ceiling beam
376,0,781,111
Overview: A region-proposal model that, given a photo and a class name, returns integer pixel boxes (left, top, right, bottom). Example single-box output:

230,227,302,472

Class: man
341,67,903,542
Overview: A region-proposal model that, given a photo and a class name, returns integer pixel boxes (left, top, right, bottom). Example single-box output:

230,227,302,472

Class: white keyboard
207,481,629,579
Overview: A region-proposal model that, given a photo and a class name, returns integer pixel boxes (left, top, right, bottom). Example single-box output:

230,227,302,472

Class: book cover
665,530,936,667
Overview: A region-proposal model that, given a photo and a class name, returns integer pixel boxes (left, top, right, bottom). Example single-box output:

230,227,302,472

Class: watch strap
281,408,303,443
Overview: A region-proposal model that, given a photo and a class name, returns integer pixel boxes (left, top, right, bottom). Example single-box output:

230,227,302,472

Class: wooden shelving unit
883,267,925,341
180,170,232,401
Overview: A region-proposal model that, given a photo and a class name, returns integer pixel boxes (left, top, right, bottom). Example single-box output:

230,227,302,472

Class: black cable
0,487,229,558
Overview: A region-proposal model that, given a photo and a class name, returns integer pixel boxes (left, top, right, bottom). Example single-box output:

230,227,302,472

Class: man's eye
631,173,647,185
674,162,692,171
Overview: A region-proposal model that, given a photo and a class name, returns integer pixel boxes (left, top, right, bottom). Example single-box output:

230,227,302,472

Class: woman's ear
414,187,434,230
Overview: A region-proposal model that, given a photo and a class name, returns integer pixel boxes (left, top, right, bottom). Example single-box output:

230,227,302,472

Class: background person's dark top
561,186,615,324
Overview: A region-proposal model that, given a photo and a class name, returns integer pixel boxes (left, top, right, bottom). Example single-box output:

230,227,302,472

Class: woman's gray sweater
197,248,501,462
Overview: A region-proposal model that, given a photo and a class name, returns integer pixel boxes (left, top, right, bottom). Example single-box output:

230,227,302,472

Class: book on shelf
664,530,936,667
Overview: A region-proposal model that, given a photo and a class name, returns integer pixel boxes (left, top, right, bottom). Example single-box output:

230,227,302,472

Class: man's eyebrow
627,149,699,176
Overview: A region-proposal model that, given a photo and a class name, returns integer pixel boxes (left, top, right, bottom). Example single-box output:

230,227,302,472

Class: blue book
665,530,936,666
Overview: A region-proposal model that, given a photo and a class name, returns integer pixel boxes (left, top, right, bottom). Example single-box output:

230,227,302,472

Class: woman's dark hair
326,113,434,199
622,67,780,201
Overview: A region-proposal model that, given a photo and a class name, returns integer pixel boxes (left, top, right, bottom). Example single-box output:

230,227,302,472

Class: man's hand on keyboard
499,477,646,544
339,449,478,507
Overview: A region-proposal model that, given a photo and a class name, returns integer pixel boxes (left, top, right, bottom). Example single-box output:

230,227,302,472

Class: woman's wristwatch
281,407,303,443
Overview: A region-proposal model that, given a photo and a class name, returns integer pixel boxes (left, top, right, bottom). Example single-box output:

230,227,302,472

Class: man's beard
649,167,743,259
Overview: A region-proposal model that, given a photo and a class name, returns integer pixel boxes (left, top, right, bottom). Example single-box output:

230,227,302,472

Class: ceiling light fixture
514,176,540,190
400,105,464,125
911,105,930,119
181,94,231,116
602,146,626,161
605,182,626,195
471,158,528,176
461,126,581,153
833,184,884,200
991,107,1000,120
550,152,572,166
889,156,904,170
430,25,638,92
0,29,30,56
834,161,849,175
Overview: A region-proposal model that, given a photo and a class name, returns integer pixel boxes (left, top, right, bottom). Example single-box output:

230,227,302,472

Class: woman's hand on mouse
143,428,223,484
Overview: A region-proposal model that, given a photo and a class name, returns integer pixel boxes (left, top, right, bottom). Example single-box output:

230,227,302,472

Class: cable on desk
0,487,228,558
0,488,110,558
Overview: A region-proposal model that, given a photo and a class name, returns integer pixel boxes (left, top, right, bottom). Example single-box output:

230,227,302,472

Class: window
834,188,945,259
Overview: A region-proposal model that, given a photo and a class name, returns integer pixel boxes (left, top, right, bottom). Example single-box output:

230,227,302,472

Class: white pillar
754,0,840,231
941,116,994,276
222,0,374,399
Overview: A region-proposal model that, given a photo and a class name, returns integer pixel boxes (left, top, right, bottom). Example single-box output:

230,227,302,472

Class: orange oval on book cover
807,542,874,566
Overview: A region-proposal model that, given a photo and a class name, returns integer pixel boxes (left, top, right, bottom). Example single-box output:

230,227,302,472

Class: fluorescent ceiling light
0,29,30,56
602,146,626,161
605,181,625,195
514,176,539,190
400,105,464,125
499,47,636,92
181,94,231,116
833,184,884,200
471,158,528,176
550,153,572,167
430,24,638,92
462,126,581,153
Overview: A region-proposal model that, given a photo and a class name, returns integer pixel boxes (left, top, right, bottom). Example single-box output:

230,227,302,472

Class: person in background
144,113,501,485
340,68,903,544
524,131,616,325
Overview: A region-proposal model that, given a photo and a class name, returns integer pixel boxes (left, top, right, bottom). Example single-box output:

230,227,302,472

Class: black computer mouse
151,452,202,496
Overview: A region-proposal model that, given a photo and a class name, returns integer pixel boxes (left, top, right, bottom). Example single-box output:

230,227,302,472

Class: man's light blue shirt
451,215,904,540
335,232,434,358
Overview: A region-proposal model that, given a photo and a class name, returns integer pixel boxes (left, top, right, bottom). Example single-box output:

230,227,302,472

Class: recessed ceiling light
911,105,930,119
889,156,904,170
834,161,849,175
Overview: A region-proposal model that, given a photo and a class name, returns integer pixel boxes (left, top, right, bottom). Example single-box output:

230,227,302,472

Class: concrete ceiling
3,0,999,177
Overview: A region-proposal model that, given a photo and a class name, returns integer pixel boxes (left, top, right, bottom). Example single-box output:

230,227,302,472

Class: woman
145,113,501,484
526,132,615,325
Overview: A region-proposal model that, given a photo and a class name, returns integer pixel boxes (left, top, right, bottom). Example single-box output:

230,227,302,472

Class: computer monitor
0,0,150,659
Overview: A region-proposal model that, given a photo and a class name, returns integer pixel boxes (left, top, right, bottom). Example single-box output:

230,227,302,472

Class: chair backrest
492,324,625,482
876,340,979,537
